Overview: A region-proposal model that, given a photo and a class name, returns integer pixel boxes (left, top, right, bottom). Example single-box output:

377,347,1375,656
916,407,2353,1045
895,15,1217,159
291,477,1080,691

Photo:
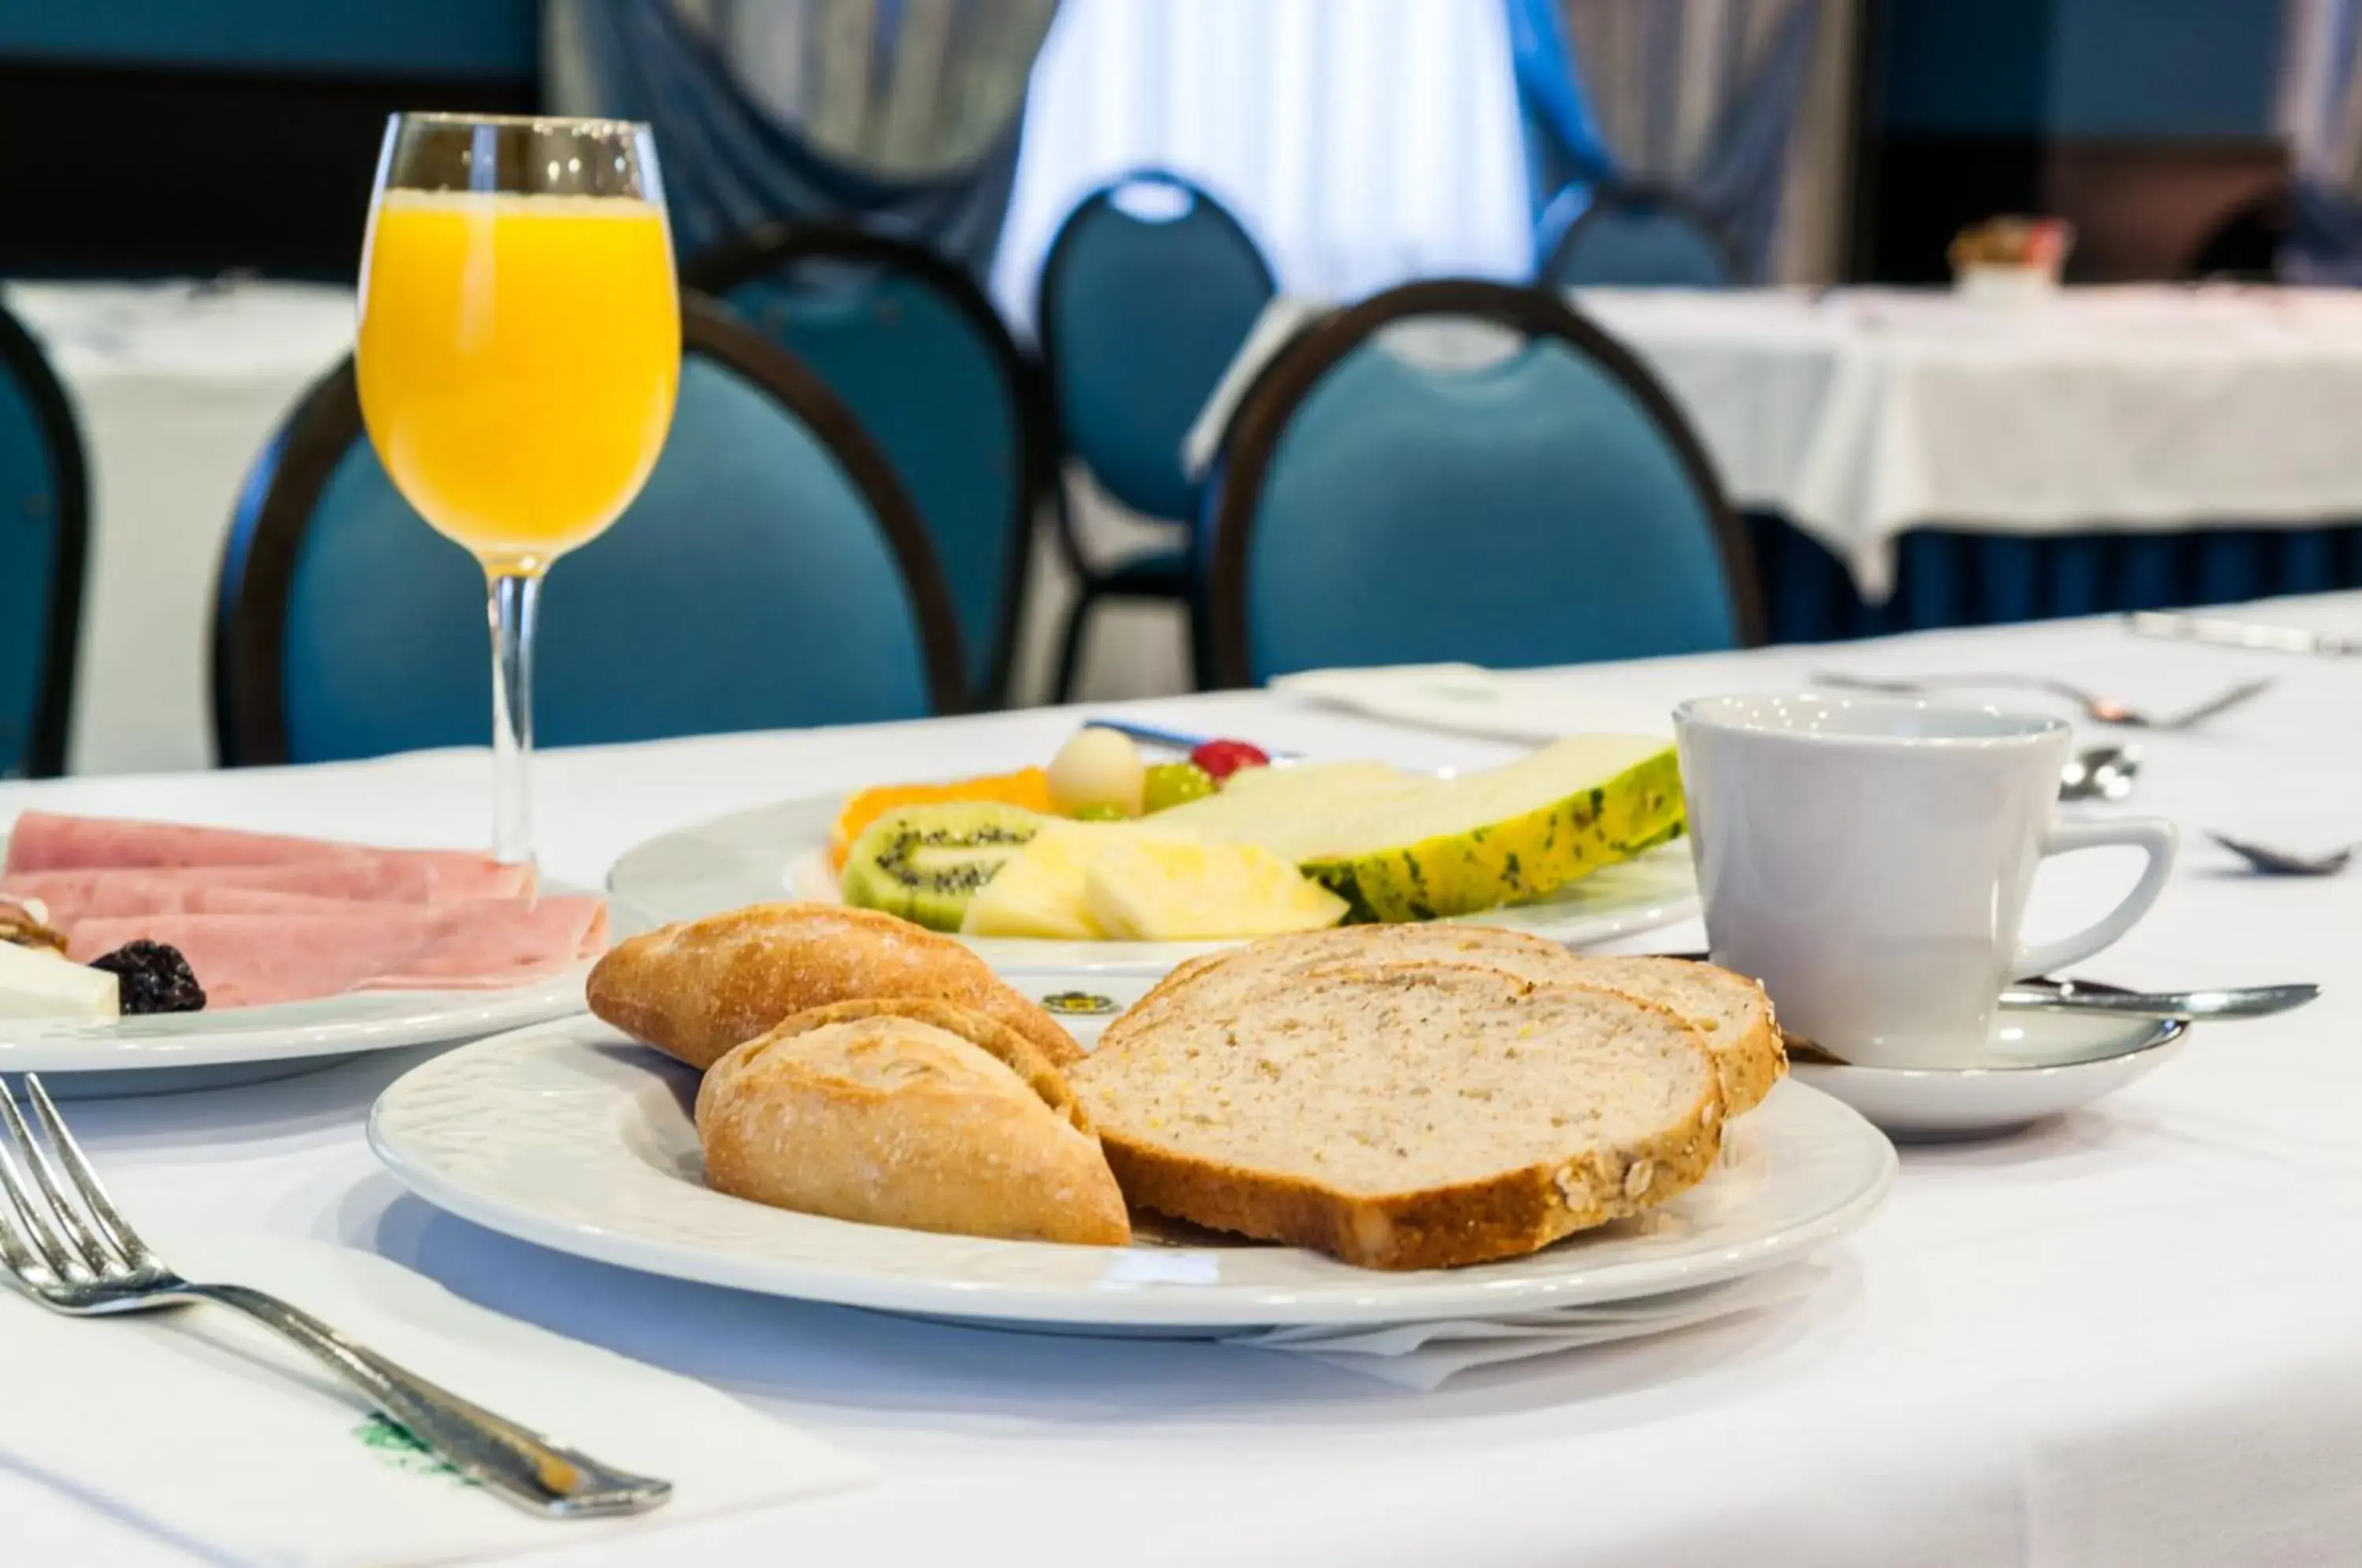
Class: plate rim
367,1018,1898,1330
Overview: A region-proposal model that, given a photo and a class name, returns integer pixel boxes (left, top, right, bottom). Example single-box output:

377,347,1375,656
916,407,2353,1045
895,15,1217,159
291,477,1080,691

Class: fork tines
0,1075,152,1292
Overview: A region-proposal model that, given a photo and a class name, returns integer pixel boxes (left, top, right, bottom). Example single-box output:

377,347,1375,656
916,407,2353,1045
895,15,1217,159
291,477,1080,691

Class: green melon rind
1300,749,1686,923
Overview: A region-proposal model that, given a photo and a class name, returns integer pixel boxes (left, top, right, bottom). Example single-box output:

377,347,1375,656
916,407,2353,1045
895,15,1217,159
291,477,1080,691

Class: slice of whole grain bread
1072,956,1723,1270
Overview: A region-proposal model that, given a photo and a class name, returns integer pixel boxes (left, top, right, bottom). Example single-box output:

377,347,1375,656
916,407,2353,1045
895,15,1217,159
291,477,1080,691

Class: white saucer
1790,1010,2188,1141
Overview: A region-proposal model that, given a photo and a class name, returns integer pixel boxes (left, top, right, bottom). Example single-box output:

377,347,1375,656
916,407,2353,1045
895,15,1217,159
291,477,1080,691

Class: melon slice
960,822,1187,941
1146,735,1683,923
1082,839,1348,941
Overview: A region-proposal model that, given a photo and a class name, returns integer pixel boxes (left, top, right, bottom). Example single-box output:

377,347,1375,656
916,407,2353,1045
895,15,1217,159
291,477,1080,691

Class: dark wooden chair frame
1034,168,1279,701
1538,178,1742,289
0,298,90,778
683,222,1050,708
1201,278,1767,690
212,292,968,767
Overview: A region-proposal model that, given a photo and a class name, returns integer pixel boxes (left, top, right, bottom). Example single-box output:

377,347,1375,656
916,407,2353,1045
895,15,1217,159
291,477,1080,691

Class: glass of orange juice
357,113,679,865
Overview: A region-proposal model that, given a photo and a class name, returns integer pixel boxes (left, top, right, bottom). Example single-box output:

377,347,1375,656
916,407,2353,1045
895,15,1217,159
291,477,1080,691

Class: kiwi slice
838,803,1045,932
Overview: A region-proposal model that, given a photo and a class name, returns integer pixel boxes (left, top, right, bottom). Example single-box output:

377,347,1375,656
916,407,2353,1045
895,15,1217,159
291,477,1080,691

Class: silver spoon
1998,978,2321,1020
2058,744,2141,802
2209,831,2355,877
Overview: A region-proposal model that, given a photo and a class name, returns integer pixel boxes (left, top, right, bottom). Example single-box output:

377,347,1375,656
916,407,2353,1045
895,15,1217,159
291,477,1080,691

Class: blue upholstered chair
213,295,963,766
1203,279,1762,686
1538,182,1736,290
1036,171,1278,698
0,301,87,778
685,224,1044,708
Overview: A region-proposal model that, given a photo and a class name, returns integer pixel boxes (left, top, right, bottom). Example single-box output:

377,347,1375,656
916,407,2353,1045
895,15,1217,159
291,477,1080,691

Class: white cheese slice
0,941,119,1019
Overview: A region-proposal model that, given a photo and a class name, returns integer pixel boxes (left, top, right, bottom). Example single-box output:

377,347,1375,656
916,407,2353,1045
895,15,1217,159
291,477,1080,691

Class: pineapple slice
1083,838,1349,941
961,823,1156,941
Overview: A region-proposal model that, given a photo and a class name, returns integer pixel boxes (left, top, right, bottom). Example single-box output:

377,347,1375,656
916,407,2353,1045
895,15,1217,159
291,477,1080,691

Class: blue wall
0,1,539,77
1882,0,2286,139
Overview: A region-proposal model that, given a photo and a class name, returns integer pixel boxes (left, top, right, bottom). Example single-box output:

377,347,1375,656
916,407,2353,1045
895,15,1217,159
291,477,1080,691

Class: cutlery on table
1660,956,2316,1027
2126,611,2360,658
2057,744,2141,802
2208,830,2356,878
1813,671,2271,731
1998,978,2321,1020
0,1074,672,1519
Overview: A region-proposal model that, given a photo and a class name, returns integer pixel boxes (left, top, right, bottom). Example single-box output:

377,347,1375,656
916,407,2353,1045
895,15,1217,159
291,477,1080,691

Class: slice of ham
4,811,516,880
65,897,609,1010
6,859,535,927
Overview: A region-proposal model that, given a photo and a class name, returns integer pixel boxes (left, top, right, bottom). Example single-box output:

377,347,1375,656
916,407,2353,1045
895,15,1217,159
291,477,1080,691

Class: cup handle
2012,816,2179,980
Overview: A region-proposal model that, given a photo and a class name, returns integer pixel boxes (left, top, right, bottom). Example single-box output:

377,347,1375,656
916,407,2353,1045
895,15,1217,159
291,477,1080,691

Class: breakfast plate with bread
605,728,1702,975
369,905,1894,1335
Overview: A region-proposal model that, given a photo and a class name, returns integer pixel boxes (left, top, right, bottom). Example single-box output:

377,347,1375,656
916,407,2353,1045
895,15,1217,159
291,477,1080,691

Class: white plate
1791,1011,2188,1141
368,1015,1895,1335
0,854,597,1096
0,966,592,1097
604,790,1701,975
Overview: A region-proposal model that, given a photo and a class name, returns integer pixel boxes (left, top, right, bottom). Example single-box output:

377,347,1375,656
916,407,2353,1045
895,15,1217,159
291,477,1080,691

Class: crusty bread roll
587,903,1080,1071
697,997,1130,1246
1074,938,1726,1270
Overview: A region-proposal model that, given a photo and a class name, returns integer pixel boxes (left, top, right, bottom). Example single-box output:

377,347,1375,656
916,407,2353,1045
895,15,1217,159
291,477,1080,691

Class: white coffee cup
1672,693,2178,1070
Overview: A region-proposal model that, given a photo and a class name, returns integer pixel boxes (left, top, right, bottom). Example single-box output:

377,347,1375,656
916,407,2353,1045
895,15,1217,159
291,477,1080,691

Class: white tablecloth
4,594,2360,1563
4,281,357,777
1190,287,2362,600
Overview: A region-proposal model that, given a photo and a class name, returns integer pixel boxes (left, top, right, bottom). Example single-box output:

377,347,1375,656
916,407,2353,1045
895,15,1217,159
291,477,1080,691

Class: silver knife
2125,611,2358,657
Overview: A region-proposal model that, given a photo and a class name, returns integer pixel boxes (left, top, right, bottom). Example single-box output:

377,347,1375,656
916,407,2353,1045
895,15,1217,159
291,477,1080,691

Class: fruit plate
604,790,1702,976
368,1013,1896,1336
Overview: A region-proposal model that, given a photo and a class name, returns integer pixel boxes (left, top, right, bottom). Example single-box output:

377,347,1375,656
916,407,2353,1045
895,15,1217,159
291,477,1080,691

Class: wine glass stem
486,569,542,867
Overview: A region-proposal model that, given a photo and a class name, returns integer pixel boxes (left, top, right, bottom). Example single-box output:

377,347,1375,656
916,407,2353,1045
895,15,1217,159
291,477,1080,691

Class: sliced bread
1551,956,1784,1116
1071,960,1723,1270
1101,925,1783,1118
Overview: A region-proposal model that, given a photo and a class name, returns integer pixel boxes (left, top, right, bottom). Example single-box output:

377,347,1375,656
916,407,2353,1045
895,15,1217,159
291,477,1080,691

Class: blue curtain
1505,0,1824,282
545,0,1053,274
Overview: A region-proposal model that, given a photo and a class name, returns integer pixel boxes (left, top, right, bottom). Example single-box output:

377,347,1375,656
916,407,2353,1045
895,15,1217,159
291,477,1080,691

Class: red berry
1190,739,1269,782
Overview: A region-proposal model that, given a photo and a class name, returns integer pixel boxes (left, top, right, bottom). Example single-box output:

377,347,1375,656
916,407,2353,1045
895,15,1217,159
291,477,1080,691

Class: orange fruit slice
826,767,1057,872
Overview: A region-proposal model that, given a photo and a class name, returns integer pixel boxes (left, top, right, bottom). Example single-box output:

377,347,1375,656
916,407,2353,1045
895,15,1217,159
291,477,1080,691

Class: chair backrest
214,294,964,767
683,224,1044,707
1037,170,1276,522
1205,279,1762,687
1540,183,1736,290
0,301,87,778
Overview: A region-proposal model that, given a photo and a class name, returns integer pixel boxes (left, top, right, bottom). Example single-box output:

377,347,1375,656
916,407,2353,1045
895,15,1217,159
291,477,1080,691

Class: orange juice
357,190,679,572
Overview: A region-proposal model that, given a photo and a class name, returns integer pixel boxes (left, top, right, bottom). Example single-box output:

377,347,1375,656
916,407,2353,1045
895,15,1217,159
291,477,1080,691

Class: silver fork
1814,671,2271,730
0,1074,670,1518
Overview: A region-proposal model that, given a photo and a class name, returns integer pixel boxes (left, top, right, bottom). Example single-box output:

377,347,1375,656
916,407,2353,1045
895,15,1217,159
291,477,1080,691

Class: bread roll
697,997,1130,1246
587,903,1081,1071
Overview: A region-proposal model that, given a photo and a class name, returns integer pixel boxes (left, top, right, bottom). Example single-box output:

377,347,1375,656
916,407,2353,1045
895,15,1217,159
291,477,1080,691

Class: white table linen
1189,287,2362,601
2,594,2360,1565
0,1232,872,1567
3,281,356,777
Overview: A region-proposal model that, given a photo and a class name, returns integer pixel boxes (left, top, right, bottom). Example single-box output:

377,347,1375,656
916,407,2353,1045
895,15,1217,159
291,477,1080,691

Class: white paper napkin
1227,1266,1826,1390
1270,663,1675,745
0,1233,875,1567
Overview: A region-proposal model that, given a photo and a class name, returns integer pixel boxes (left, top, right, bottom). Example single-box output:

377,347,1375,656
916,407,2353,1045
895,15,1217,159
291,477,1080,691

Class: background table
1194,287,2362,642
4,594,2359,1564
5,280,356,777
